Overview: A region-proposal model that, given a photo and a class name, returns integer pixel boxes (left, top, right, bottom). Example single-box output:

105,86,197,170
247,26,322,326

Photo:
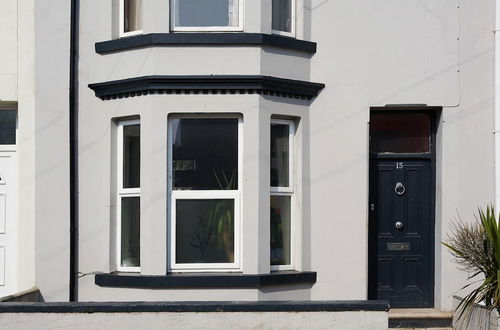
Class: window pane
272,0,292,33
124,0,143,32
123,124,140,188
176,199,234,264
271,196,291,266
121,197,140,268
271,124,290,187
370,113,431,153
174,0,239,27
172,118,238,190
0,110,16,145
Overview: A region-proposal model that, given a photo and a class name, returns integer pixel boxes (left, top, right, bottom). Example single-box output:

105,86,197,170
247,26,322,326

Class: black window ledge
95,271,316,289
0,300,389,313
95,33,316,54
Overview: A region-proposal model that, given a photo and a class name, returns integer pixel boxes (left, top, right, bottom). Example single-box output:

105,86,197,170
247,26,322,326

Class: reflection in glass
370,113,431,153
124,0,143,32
175,0,239,27
0,110,16,145
172,118,238,190
123,124,140,188
271,196,291,266
121,197,140,267
272,0,292,33
271,124,290,187
176,199,234,264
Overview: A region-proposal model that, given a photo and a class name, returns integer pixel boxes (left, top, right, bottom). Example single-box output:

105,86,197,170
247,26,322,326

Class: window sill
95,271,316,288
95,33,316,54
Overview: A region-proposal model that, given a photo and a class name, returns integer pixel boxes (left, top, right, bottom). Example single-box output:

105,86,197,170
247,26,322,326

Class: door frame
367,107,438,307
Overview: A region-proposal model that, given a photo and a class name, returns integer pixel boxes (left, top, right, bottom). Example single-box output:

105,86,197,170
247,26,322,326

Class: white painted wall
0,0,18,102
16,0,36,296
0,311,388,330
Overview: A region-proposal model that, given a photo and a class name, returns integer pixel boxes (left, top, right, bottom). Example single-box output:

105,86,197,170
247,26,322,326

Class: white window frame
119,0,143,38
270,118,295,271
170,0,244,32
271,0,296,37
116,119,141,272
167,116,243,272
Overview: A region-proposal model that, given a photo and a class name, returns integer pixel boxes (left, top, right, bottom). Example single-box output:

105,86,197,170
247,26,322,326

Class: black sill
95,271,317,289
95,33,317,54
0,300,390,313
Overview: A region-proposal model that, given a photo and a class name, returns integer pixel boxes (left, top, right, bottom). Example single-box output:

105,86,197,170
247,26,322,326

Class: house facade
0,0,496,312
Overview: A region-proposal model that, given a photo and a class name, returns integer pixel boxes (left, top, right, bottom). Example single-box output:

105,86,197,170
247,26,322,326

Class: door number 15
396,162,404,169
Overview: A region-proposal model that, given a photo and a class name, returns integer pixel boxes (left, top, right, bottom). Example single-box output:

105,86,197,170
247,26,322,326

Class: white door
0,149,17,297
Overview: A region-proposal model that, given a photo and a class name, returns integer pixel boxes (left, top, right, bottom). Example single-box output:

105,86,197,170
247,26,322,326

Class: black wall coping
0,300,390,313
95,33,316,54
95,271,316,288
88,75,325,101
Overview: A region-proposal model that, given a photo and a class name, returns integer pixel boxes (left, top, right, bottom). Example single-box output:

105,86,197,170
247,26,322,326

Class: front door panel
369,159,433,308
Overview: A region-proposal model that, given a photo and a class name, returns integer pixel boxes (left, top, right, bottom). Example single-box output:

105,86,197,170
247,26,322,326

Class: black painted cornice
88,75,325,100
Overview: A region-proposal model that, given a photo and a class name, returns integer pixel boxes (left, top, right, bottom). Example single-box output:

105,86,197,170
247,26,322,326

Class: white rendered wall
16,0,36,296
0,0,18,102
0,311,388,330
308,0,494,310
34,0,71,301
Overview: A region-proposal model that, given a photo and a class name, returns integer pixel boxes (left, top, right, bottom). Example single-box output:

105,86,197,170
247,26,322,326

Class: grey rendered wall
307,0,494,310
34,0,71,301
71,0,495,309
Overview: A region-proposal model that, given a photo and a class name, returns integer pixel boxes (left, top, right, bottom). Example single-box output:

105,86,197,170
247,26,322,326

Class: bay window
171,0,243,31
117,120,141,272
272,0,294,36
270,119,294,270
120,0,143,37
168,117,242,271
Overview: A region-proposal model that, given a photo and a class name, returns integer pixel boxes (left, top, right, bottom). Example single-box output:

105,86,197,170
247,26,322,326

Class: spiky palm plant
443,206,500,323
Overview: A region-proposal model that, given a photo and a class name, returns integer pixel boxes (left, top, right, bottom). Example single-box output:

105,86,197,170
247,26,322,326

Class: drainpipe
69,0,79,302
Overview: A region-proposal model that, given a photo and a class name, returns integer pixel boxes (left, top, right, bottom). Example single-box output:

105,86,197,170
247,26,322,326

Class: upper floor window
171,0,243,31
272,0,294,36
120,0,143,37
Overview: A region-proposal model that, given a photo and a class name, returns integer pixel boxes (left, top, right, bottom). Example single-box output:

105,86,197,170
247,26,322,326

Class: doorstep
389,308,453,329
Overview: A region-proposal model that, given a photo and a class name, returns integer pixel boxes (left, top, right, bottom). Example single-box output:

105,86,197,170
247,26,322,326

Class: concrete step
389,308,453,329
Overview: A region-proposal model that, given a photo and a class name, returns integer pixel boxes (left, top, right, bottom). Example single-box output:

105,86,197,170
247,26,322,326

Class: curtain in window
272,0,291,32
125,0,143,32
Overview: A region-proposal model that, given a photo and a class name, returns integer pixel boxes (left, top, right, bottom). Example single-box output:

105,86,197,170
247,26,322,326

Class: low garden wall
0,300,389,330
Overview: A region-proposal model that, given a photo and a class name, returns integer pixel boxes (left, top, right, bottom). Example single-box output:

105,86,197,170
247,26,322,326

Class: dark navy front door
368,158,434,307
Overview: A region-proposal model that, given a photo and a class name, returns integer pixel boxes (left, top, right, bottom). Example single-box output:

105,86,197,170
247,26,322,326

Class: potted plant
443,206,500,328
